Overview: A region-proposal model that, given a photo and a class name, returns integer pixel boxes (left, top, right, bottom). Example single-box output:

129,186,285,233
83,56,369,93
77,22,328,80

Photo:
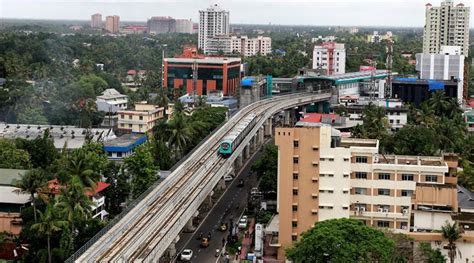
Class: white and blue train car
218,113,257,158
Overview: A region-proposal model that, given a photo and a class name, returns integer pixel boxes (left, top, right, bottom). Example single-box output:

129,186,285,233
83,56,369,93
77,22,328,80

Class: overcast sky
1,0,473,27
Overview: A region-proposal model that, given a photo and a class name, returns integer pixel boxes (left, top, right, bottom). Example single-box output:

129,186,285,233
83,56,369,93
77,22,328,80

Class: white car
238,218,248,229
180,249,193,261
223,175,233,182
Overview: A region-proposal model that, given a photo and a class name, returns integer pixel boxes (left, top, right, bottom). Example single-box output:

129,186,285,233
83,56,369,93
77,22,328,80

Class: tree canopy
286,218,395,263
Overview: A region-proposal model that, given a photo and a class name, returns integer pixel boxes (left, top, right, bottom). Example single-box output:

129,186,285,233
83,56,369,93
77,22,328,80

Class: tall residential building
206,35,272,57
198,4,230,53
91,13,102,28
312,42,346,75
105,15,120,33
175,19,194,34
274,124,460,260
423,0,470,56
147,16,176,34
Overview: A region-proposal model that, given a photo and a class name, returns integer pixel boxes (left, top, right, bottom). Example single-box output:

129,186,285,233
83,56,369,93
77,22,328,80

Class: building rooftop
0,124,116,149
340,138,379,148
0,169,28,186
303,70,392,85
104,134,147,153
97,88,127,100
0,186,31,205
375,155,446,166
458,185,474,210
165,57,241,65
393,78,458,85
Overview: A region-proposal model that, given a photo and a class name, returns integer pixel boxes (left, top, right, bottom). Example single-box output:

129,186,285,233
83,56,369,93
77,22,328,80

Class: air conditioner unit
355,207,360,212
378,208,384,212
383,209,389,213
360,207,366,212
402,209,409,214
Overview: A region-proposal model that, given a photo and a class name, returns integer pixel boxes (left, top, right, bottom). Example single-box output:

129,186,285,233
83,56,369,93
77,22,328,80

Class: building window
292,235,297,241
139,116,143,120
292,205,298,212
328,158,334,162
377,221,390,228
293,174,298,180
129,115,132,119
426,175,438,182
401,190,413,197
343,158,349,162
378,173,391,180
128,124,132,128
121,114,124,119
293,141,299,148
402,174,414,181
355,172,367,179
120,123,125,127
354,188,367,195
293,189,298,196
355,156,368,163
378,189,390,196
292,221,298,228
293,157,299,164
117,152,123,158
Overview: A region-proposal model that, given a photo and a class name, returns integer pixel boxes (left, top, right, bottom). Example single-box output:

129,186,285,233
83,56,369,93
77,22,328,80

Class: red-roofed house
46,179,110,220
300,113,341,124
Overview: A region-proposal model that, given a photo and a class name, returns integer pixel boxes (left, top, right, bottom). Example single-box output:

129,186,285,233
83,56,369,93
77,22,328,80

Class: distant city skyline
1,0,473,28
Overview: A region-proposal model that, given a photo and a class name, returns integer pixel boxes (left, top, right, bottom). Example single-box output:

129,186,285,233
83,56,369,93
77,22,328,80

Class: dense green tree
30,205,68,263
14,169,48,221
286,218,395,263
103,162,130,216
124,144,159,199
0,139,32,169
440,221,461,263
393,125,440,156
418,242,446,263
458,160,474,191
15,129,59,169
252,145,278,193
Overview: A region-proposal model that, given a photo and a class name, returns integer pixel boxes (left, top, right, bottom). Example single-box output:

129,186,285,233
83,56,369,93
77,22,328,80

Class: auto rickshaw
200,237,210,247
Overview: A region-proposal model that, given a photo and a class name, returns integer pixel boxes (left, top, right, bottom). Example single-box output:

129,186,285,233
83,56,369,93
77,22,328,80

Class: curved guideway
72,92,331,262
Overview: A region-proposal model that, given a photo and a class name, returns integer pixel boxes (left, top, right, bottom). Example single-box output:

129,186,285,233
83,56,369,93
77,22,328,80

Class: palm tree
14,169,47,221
66,150,97,191
440,221,462,263
55,176,92,235
167,114,195,159
427,91,450,117
31,205,68,263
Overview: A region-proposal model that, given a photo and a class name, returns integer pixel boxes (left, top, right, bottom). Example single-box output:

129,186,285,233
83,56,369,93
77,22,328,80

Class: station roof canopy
301,70,392,85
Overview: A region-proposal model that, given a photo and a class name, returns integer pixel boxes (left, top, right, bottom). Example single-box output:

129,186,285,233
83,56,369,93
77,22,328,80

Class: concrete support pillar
235,154,243,171
251,135,258,153
166,241,177,258
218,176,226,190
184,217,194,232
283,110,291,126
244,145,250,160
302,105,307,115
258,127,264,146
264,118,273,137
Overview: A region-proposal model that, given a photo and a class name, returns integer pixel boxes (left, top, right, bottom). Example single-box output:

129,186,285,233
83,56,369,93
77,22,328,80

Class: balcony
352,210,409,220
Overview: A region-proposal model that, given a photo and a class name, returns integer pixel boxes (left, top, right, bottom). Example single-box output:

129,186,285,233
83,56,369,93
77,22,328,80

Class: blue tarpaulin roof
394,77,418,82
428,80,445,91
241,77,254,86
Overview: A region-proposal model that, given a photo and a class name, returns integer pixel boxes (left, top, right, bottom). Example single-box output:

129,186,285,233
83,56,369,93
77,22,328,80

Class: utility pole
385,39,393,101
192,60,198,105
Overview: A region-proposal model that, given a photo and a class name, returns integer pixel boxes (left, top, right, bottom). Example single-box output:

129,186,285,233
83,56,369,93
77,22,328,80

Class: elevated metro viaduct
66,90,332,263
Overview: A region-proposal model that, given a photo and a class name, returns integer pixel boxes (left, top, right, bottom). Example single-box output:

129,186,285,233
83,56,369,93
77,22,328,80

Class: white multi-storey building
175,19,194,34
312,42,346,75
198,4,230,53
206,35,272,57
423,0,470,56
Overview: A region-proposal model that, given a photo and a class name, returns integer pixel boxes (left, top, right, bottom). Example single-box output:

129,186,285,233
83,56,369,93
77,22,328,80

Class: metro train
218,113,257,158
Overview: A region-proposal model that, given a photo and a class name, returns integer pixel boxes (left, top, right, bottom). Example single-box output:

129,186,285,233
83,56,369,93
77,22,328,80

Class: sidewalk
239,218,255,260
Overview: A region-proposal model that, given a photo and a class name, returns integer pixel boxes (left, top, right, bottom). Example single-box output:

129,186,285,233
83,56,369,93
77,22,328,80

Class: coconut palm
440,221,462,263
14,169,47,221
55,176,92,235
66,150,97,191
167,114,195,159
31,205,68,263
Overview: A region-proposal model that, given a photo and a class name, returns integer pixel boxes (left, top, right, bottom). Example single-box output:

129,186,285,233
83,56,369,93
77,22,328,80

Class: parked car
223,175,233,182
219,222,227,231
180,249,193,261
238,217,248,229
